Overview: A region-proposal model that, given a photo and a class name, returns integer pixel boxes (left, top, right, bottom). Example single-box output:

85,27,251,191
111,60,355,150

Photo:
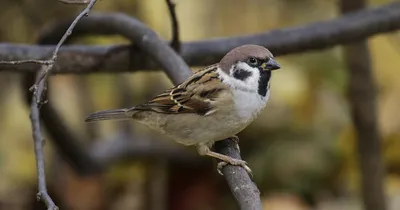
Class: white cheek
217,63,260,93
217,67,269,120
232,62,260,91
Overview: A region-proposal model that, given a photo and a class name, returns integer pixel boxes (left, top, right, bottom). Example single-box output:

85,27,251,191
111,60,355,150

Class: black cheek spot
233,69,252,81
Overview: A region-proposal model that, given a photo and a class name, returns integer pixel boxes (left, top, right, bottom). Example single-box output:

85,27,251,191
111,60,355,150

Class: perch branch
30,71,58,210
214,139,263,210
0,2,400,73
340,1,387,210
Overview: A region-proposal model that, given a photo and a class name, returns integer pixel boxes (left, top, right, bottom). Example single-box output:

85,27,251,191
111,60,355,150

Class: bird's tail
85,108,135,122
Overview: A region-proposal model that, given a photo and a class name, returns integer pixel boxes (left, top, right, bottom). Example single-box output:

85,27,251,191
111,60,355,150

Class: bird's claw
217,158,253,177
217,162,227,175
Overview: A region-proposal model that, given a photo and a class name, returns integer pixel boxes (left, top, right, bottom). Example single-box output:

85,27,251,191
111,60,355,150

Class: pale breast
232,89,269,122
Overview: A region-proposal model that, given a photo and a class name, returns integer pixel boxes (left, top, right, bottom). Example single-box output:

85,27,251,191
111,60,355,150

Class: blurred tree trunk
339,1,387,210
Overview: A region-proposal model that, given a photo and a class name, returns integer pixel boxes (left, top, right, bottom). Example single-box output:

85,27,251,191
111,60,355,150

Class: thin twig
165,0,180,52
57,0,89,4
22,72,103,176
30,70,58,210
30,0,98,102
0,60,51,65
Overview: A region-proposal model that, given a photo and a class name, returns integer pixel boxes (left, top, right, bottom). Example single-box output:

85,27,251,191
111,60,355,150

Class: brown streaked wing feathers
133,64,227,115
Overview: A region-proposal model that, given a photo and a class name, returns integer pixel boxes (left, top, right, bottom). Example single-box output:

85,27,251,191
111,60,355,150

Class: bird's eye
248,57,259,66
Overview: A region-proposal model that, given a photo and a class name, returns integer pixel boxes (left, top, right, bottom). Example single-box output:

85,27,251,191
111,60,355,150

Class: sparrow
85,44,280,174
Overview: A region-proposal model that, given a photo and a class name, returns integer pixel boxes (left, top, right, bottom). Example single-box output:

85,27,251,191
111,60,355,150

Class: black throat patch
258,70,271,97
233,66,252,81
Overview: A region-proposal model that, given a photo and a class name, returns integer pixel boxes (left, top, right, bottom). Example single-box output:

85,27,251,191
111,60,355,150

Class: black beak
264,59,280,71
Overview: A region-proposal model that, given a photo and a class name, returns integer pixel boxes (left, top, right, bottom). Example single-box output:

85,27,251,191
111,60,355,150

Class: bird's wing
134,64,229,116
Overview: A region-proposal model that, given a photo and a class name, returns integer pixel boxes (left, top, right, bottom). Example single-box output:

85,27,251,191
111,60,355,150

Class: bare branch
17,0,99,208
214,139,262,210
30,70,58,210
340,1,387,210
38,13,193,83
58,0,89,4
22,72,103,176
0,2,399,73
165,0,180,52
30,0,98,100
0,59,51,65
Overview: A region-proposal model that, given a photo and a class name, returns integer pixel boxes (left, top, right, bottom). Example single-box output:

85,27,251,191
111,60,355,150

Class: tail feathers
85,108,134,122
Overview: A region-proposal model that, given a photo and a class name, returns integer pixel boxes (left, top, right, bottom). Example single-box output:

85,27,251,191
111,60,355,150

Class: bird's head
218,45,280,96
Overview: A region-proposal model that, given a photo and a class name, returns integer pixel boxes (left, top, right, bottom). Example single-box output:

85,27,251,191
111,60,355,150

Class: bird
85,44,280,175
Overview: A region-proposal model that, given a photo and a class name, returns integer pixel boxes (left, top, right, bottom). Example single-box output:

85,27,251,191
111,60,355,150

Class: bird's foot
217,158,252,177
197,144,252,177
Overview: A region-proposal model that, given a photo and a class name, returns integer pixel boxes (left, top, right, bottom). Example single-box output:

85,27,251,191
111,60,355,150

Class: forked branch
30,0,98,101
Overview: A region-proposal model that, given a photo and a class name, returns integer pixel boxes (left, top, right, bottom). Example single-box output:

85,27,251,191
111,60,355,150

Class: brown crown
219,45,273,73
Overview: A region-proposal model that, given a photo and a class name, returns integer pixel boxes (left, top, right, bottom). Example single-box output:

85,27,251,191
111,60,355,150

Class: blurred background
0,0,400,209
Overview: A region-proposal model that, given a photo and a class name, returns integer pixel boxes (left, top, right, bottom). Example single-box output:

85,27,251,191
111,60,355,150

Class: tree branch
30,0,97,100
22,1,99,208
0,59,52,65
0,2,399,73
214,139,262,210
38,13,192,83
22,73,103,176
57,0,89,4
340,1,387,210
30,70,58,210
165,0,180,52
